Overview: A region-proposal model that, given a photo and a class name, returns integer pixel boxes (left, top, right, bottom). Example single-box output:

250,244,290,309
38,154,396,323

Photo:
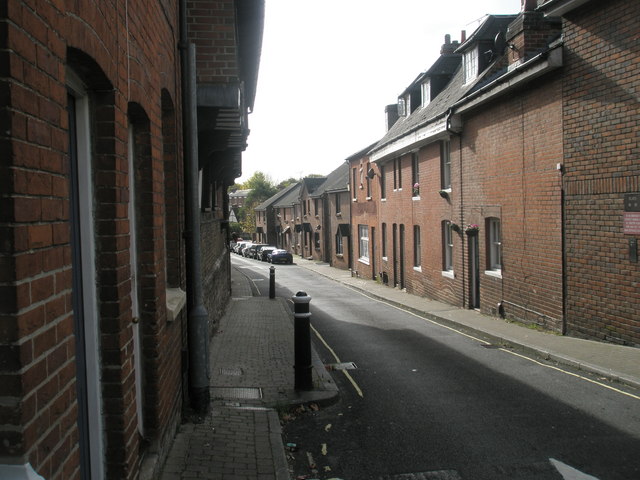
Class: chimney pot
461,30,467,43
445,34,451,44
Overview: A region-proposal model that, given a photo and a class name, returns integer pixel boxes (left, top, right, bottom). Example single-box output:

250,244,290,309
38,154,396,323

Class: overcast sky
240,0,521,184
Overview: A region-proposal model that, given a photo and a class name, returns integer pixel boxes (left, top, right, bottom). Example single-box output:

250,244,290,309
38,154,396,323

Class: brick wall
562,0,640,345
460,76,564,329
201,213,231,332
1,1,185,478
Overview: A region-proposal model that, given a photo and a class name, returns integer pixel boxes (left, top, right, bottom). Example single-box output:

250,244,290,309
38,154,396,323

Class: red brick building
298,177,327,260
0,1,263,479
540,0,640,345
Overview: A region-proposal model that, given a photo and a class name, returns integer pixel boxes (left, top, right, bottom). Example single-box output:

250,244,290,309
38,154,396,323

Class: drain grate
378,471,462,480
210,387,263,400
325,362,358,371
219,367,243,376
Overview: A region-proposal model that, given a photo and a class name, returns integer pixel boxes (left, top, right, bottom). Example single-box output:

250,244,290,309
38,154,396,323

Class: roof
229,189,252,198
345,142,379,163
455,15,517,53
254,182,300,211
273,183,302,208
301,177,327,195
369,14,518,161
310,162,350,198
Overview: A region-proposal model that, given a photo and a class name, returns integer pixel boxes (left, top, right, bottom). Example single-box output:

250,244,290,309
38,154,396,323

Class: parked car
268,249,293,264
259,246,276,261
236,242,252,255
246,244,268,259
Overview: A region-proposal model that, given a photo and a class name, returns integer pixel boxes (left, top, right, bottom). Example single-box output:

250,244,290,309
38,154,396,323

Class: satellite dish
494,31,506,55
367,168,375,179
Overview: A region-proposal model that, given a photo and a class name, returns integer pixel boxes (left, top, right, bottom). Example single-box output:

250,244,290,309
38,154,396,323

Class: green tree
237,171,278,234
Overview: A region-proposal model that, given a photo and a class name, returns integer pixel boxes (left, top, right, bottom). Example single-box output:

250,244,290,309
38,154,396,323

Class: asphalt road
232,255,640,480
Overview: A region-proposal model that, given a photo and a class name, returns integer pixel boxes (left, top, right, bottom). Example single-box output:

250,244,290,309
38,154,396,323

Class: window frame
411,152,419,197
486,217,502,275
358,224,370,264
381,222,387,259
463,47,478,84
413,225,421,268
421,79,431,107
442,220,454,275
380,164,386,200
440,140,451,190
335,232,344,255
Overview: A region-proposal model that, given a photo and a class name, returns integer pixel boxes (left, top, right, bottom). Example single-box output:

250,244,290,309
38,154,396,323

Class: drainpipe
180,0,210,414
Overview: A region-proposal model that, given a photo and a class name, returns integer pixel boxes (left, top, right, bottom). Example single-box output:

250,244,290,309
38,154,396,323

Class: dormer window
421,79,431,107
463,47,479,84
397,97,407,117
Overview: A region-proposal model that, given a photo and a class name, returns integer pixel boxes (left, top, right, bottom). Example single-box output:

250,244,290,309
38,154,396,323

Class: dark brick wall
1,1,185,478
562,0,640,345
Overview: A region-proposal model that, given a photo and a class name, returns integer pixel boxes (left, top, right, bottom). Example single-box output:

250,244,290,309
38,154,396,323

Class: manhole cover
219,367,243,376
210,387,262,400
325,362,357,371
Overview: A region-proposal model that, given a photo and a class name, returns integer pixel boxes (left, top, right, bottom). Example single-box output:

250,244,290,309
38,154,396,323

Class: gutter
452,43,563,115
180,0,210,414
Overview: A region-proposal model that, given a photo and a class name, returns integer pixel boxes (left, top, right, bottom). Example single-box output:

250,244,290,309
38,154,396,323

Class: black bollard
269,266,276,299
292,291,313,391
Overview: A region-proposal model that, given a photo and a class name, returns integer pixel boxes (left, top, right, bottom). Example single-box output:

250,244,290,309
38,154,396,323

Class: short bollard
292,291,313,391
269,266,275,299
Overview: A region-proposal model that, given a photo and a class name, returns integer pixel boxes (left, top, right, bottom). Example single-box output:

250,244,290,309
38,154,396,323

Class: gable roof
273,183,302,208
254,182,300,211
310,162,350,198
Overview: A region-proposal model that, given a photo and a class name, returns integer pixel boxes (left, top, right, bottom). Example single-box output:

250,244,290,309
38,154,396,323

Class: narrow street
233,255,640,480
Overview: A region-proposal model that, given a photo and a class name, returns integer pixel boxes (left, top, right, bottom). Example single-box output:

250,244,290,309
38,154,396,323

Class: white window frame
413,225,421,269
336,232,344,256
486,217,502,276
442,220,454,276
421,79,431,107
358,224,370,264
441,140,451,191
463,47,478,84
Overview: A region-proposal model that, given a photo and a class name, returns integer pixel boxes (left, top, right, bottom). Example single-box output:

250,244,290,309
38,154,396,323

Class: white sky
240,0,521,184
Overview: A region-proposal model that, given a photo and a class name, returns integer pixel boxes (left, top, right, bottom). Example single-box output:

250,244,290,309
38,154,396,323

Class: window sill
381,198,387,202
336,254,344,258
412,196,420,201
336,212,342,217
484,269,502,279
441,270,455,279
413,266,422,272
358,257,370,266
166,288,186,323
366,196,372,201
382,256,388,262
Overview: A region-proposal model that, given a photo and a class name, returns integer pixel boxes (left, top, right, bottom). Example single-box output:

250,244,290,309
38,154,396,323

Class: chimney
506,10,561,65
521,0,536,11
385,104,399,131
460,30,466,44
440,34,458,54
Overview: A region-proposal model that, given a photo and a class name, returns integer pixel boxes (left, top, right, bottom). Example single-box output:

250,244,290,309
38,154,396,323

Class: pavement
159,256,640,479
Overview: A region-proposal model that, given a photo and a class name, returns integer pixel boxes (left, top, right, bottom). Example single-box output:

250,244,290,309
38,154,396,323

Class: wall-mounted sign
624,212,640,235
624,193,640,212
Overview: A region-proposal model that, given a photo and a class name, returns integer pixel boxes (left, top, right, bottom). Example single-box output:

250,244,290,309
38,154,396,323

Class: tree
236,171,278,234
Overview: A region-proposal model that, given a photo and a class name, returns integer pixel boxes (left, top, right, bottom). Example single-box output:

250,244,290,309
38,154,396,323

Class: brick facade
559,0,640,345
1,1,263,478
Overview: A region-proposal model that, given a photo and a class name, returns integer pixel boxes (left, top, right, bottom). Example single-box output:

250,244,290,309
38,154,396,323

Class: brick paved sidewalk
159,266,337,480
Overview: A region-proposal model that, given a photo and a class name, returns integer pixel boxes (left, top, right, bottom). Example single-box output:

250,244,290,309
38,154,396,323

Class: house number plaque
623,193,640,235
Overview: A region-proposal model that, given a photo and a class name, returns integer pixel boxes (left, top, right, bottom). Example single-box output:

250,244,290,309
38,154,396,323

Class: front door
468,234,480,308
68,75,105,480
399,224,405,290
392,224,398,287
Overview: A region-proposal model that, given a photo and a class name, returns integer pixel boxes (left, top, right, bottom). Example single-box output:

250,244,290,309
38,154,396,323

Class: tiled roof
310,162,350,198
273,183,302,208
254,182,300,211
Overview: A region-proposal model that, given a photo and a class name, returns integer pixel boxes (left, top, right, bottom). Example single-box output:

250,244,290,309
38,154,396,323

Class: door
399,224,405,290
68,75,105,480
392,224,398,287
128,125,145,438
469,234,480,309
371,227,376,280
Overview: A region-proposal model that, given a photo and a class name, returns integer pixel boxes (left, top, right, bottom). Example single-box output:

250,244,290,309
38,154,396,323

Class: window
421,79,431,107
314,231,321,249
335,192,341,214
352,167,357,200
487,218,502,273
398,97,407,117
283,209,286,221
393,157,402,190
411,152,419,196
366,164,371,198
336,233,344,255
380,165,386,199
413,225,421,267
381,222,387,258
463,47,478,84
442,221,453,272
440,140,451,190
314,198,319,215
358,224,369,263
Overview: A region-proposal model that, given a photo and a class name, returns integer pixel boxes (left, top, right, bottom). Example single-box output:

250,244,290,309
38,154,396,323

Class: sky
240,0,521,184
